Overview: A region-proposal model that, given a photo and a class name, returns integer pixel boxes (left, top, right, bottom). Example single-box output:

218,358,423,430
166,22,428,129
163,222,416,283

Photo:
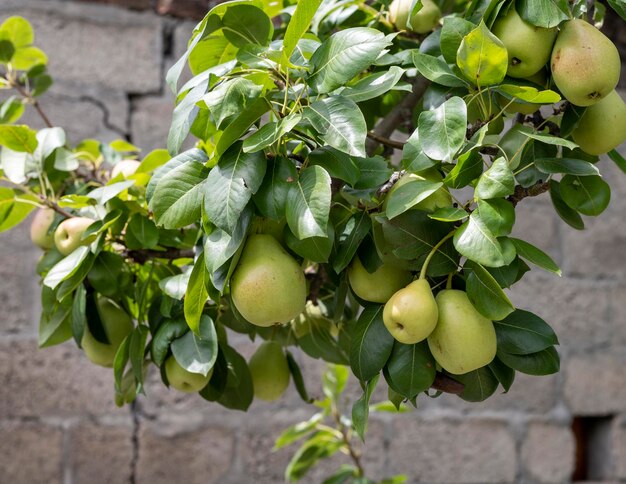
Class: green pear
30,208,55,250
165,355,213,393
82,296,134,367
248,340,290,401
389,0,441,34
383,279,438,344
551,19,621,106
230,234,306,327
54,217,95,255
492,6,557,78
348,256,412,303
384,169,452,213
572,90,626,155
427,289,497,375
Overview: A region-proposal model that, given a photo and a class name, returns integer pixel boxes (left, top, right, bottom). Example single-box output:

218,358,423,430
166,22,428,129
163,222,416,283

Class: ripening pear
30,208,56,250
348,256,412,303
249,340,290,401
492,6,557,78
383,279,438,344
551,19,621,106
389,0,441,34
427,290,497,374
165,355,213,393
383,169,452,213
572,90,626,155
230,234,306,327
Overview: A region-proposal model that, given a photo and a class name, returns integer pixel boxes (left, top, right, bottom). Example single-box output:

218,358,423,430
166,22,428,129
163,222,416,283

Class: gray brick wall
0,1,625,482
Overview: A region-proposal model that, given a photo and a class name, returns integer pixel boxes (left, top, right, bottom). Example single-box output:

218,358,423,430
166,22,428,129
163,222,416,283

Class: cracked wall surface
0,1,626,483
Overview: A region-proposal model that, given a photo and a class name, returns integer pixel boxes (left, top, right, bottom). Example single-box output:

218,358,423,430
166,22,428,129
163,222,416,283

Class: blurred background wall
0,1,625,483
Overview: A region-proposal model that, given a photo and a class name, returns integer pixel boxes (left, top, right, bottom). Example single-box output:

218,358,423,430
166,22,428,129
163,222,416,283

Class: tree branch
365,76,430,156
376,170,405,198
431,373,465,395
366,131,405,150
507,181,550,207
11,82,53,128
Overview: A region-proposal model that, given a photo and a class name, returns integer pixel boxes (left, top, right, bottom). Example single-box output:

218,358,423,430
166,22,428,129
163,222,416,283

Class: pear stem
419,231,456,280
446,272,454,289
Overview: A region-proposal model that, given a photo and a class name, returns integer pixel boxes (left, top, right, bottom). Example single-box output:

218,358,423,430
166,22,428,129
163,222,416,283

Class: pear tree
0,1,625,481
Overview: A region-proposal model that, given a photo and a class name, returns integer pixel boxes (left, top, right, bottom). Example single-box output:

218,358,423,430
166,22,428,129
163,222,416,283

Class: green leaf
274,413,323,450
0,16,34,48
412,52,467,87
385,179,443,219
43,246,91,289
456,21,508,86
282,0,323,62
215,97,270,157
465,261,515,320
168,74,210,155
498,346,560,375
88,181,135,205
129,325,149,389
285,430,344,482
494,309,559,355
454,366,499,402
418,96,467,162
150,157,209,229
352,375,379,442
150,319,188,366
286,350,313,403
204,206,251,272
147,148,207,203
402,129,438,173
295,310,349,365
243,113,301,153
71,285,87,347
559,175,610,216
0,189,37,232
353,155,392,190
0,40,15,63
476,198,515,237
253,156,297,220
286,165,331,240
0,124,37,152
549,180,584,230
383,341,436,400
497,84,561,104
172,315,218,376
204,143,267,233
475,157,515,199
286,223,334,263
608,149,626,174
453,213,516,268
0,96,25,124
440,17,476,64
159,272,191,300
306,96,367,157
350,305,394,382
516,0,570,28
203,77,262,129
428,206,469,222
443,149,483,189
608,0,626,20
184,252,210,333
217,344,254,411
488,356,515,392
221,4,273,47
535,157,599,176
308,147,360,187
308,27,393,94
333,212,371,273
521,131,578,150
341,66,405,102
125,214,159,250
39,286,72,347
510,238,561,275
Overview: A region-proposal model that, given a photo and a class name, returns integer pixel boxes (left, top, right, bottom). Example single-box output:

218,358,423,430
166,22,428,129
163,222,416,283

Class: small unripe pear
348,256,412,303
230,234,306,327
389,0,441,34
54,217,95,256
383,279,438,344
572,90,626,155
492,6,557,78
165,355,212,393
427,289,497,374
249,341,290,401
30,208,55,250
551,19,621,106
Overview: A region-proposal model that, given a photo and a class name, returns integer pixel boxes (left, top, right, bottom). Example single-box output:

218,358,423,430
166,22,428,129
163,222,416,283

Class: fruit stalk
419,231,456,280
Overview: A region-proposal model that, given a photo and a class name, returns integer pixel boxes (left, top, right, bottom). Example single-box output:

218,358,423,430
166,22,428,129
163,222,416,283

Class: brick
69,420,134,484
173,20,197,60
521,422,575,483
564,351,626,415
388,417,516,483
0,222,40,335
611,416,626,479
130,94,174,153
561,158,626,280
0,1,163,93
136,418,234,483
509,274,617,350
0,420,63,484
0,338,122,418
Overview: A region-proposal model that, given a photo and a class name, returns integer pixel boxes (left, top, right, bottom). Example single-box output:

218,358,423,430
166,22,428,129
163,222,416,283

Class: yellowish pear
230,234,306,327
427,289,497,374
389,0,441,34
551,19,621,106
492,6,557,78
30,208,55,250
248,340,290,401
383,279,438,344
348,256,412,303
572,90,626,155
165,356,213,393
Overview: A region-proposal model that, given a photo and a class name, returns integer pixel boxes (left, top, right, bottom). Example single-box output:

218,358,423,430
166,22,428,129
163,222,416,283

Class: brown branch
431,373,465,395
507,181,551,207
376,170,405,198
366,131,405,150
41,197,73,219
11,82,53,128
365,76,431,156
124,247,195,263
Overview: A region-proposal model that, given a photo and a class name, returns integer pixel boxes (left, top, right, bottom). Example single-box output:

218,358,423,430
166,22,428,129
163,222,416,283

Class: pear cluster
491,7,625,155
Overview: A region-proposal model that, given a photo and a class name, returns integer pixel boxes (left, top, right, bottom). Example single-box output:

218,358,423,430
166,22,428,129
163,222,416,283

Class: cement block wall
0,1,625,482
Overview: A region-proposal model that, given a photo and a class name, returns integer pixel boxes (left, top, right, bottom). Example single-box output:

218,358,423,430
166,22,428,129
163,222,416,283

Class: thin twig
11,82,53,128
366,131,405,150
431,373,465,395
507,181,551,207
